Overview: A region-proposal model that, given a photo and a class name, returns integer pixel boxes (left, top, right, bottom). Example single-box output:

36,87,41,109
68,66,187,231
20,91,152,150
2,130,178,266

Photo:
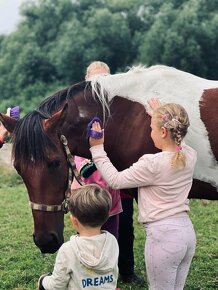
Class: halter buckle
62,199,69,214
60,135,68,145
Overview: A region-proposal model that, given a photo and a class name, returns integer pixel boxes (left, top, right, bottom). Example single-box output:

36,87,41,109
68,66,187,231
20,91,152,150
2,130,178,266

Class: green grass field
0,169,217,290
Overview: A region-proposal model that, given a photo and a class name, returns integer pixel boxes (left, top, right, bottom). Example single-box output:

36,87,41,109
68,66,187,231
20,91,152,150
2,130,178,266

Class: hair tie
176,145,182,151
161,114,170,122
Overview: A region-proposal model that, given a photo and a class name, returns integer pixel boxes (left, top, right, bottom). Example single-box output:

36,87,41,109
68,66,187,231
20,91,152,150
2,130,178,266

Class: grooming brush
7,106,20,120
86,117,103,139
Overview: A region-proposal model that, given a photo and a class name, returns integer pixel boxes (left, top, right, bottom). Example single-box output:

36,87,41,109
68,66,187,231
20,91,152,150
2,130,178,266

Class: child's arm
89,122,156,189
38,246,70,290
74,156,108,188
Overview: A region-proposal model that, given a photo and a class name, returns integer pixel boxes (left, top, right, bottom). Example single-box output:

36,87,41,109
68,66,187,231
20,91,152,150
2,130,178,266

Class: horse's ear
0,113,17,133
43,103,68,133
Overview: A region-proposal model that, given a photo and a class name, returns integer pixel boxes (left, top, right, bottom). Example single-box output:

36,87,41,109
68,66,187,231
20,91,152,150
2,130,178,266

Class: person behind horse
89,99,197,290
72,61,142,284
0,108,13,148
72,61,122,240
38,184,119,290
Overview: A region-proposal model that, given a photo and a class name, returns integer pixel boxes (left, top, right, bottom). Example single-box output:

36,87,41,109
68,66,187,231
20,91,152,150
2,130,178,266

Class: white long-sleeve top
90,144,197,223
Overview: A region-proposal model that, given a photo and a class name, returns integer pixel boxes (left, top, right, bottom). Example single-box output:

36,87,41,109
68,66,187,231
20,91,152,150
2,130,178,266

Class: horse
0,65,218,254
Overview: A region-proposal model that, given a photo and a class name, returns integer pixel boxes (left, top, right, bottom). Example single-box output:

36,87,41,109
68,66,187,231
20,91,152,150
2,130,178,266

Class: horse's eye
48,160,61,169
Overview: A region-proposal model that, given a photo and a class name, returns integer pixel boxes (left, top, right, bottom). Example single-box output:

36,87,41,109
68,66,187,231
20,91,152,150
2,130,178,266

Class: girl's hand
0,123,9,141
0,107,11,141
89,122,104,147
147,98,163,116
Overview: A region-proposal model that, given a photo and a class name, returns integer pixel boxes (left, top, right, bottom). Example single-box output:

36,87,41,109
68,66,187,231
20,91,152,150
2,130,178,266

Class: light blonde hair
68,184,112,227
86,61,110,79
153,103,190,169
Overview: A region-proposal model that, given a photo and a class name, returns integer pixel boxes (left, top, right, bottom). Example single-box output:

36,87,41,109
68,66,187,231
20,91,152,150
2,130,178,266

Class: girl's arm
89,122,155,189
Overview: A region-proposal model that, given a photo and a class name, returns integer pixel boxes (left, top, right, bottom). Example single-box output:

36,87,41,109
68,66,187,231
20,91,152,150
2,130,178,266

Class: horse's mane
12,81,86,169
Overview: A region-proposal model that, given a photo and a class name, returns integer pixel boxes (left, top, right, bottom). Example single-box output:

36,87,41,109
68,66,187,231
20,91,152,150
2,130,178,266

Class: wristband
79,160,97,178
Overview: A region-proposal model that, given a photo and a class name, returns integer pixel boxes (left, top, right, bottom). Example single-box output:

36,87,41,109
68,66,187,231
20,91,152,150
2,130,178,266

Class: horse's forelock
11,82,88,169
12,112,56,169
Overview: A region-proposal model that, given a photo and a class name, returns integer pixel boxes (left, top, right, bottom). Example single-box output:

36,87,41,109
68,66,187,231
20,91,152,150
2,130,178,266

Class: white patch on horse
90,65,218,189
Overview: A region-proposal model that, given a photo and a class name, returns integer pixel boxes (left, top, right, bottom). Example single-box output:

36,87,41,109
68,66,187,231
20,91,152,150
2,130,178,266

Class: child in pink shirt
72,156,122,239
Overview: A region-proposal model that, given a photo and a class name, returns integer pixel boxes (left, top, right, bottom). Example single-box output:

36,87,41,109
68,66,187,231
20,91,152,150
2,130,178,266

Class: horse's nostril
33,232,63,254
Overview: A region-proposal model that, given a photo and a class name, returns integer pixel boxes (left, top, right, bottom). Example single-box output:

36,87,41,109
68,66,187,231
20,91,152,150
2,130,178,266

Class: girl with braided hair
89,98,197,290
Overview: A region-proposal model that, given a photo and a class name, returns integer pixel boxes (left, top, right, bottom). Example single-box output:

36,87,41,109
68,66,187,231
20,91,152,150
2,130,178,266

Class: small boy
38,184,119,290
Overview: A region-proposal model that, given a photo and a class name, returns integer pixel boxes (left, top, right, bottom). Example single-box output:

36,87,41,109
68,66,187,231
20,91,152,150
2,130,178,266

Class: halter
29,135,85,213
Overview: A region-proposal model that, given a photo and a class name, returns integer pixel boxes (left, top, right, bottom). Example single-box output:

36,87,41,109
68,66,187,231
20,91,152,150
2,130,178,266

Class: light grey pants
144,216,196,290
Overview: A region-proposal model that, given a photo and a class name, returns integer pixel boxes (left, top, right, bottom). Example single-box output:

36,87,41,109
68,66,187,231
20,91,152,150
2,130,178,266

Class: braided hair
153,103,190,169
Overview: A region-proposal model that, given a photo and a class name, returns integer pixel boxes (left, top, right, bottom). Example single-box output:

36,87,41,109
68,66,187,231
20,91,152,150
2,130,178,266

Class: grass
0,171,217,290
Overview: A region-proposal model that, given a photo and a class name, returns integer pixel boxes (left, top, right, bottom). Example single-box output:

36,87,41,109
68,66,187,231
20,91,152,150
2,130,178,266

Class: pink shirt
72,156,122,216
90,144,197,223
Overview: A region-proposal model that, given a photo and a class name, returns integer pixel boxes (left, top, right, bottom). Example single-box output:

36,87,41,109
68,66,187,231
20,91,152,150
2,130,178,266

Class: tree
137,0,218,79
0,0,217,113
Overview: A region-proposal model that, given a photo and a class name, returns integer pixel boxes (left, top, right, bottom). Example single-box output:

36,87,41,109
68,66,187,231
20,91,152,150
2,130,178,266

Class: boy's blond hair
153,103,190,169
68,184,112,227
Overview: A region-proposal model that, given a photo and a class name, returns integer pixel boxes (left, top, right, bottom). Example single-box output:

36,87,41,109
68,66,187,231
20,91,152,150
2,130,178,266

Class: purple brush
86,117,103,139
9,106,20,120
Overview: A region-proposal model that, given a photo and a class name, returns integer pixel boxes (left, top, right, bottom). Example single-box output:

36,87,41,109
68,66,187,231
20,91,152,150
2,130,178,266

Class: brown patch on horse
190,179,217,200
200,88,218,162
106,96,158,169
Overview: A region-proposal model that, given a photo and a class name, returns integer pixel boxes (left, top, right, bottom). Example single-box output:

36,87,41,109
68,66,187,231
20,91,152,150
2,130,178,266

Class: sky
0,0,26,34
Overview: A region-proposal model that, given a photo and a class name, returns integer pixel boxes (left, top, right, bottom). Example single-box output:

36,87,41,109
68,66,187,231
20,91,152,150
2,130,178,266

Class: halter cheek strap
29,135,84,214
60,135,85,187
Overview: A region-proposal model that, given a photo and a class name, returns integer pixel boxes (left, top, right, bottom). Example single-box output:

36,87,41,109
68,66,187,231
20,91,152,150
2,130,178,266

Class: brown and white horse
0,65,217,253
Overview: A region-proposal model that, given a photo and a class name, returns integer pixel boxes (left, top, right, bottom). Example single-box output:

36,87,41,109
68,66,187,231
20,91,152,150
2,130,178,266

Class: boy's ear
70,214,78,226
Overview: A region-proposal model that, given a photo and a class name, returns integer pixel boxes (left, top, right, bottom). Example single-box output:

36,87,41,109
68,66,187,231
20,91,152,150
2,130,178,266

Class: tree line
0,0,217,113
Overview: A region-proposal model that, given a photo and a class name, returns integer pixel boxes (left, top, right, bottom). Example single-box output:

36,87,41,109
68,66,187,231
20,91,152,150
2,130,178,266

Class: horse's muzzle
33,232,63,254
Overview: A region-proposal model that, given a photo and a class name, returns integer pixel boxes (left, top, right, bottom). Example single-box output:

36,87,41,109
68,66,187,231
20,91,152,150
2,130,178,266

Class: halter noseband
29,135,84,214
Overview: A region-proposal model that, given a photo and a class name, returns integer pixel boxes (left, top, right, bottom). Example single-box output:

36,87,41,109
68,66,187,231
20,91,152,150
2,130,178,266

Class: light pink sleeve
90,145,156,189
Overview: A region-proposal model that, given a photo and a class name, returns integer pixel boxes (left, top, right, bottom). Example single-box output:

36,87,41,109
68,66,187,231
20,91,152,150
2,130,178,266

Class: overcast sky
0,0,26,34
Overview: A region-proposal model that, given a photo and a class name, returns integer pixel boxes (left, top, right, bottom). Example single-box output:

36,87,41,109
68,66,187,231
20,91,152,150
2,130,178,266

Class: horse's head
0,83,106,253
1,107,72,253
